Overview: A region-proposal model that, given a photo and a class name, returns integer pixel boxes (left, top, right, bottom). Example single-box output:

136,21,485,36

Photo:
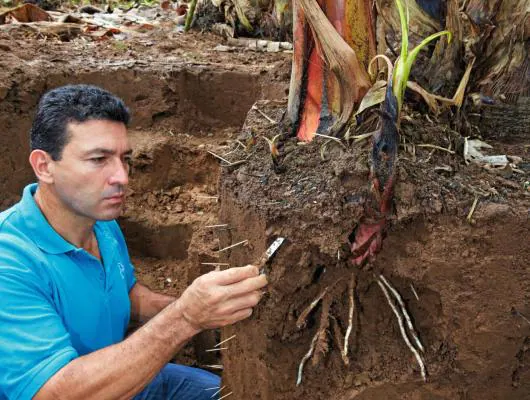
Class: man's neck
34,184,96,250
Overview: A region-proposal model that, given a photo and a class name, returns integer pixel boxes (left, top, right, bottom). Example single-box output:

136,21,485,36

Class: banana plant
391,0,452,114
350,0,452,266
287,0,375,141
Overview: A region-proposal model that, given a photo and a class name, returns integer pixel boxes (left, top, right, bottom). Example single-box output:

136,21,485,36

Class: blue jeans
134,364,221,400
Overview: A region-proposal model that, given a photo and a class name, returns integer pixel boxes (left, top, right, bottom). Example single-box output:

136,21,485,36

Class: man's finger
225,274,268,298
218,291,262,315
213,265,259,285
222,308,254,326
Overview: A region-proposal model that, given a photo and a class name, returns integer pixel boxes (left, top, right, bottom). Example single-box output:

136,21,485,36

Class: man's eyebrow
84,148,133,156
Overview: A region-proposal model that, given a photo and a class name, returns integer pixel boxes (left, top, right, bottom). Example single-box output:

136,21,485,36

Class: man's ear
29,150,55,184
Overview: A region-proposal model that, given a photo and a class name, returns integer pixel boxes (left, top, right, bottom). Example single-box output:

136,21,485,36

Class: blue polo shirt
0,183,136,400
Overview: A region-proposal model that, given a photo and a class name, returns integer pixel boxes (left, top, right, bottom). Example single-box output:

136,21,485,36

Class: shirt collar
19,183,77,255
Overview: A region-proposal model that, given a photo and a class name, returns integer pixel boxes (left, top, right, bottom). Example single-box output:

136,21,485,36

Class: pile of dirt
217,101,529,399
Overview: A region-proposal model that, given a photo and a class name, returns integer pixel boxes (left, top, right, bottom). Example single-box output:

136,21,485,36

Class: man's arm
129,283,175,324
34,265,267,400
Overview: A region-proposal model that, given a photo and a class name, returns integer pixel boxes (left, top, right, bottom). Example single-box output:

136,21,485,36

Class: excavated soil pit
217,102,530,399
0,42,289,367
1,32,529,399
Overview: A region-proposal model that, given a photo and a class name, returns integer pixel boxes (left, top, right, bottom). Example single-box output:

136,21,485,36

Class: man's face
50,119,132,221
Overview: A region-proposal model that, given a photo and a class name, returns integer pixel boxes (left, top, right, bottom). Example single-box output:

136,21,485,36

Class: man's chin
96,206,124,221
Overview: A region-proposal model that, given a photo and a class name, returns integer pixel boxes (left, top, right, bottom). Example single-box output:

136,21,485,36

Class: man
0,84,267,399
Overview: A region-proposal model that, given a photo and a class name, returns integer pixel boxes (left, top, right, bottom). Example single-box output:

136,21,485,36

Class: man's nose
108,158,129,186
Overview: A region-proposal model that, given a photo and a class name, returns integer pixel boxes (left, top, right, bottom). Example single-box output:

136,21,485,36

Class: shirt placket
72,249,107,292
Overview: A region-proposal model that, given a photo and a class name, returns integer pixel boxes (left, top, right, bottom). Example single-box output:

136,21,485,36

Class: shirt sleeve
0,260,78,400
109,220,137,292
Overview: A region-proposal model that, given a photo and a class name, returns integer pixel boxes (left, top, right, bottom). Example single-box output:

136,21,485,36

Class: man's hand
178,265,268,332
34,265,266,400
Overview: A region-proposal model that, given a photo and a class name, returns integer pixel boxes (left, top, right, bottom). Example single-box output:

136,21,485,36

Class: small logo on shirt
117,263,125,279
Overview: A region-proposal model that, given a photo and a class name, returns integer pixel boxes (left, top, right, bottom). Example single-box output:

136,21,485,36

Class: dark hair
30,84,130,160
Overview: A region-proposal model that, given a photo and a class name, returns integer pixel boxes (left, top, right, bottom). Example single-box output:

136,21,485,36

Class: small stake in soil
207,150,232,165
205,347,228,352
201,262,230,266
221,160,247,168
203,364,224,370
251,104,276,124
207,150,248,168
216,240,248,253
467,196,479,223
215,334,236,348
218,392,233,400
416,143,455,154
204,224,229,229
210,385,226,398
197,195,219,201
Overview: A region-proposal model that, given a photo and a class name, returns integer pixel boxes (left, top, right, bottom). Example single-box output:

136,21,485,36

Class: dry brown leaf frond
298,0,371,136
0,21,81,40
0,3,51,24
468,0,528,101
452,58,475,107
287,1,306,124
407,58,474,113
356,80,388,116
407,81,442,114
368,54,394,82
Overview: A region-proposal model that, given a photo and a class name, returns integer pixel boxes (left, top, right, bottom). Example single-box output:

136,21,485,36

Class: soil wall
0,63,286,208
217,103,530,399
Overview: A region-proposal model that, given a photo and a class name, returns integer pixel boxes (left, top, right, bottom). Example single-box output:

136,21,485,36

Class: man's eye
90,157,106,164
